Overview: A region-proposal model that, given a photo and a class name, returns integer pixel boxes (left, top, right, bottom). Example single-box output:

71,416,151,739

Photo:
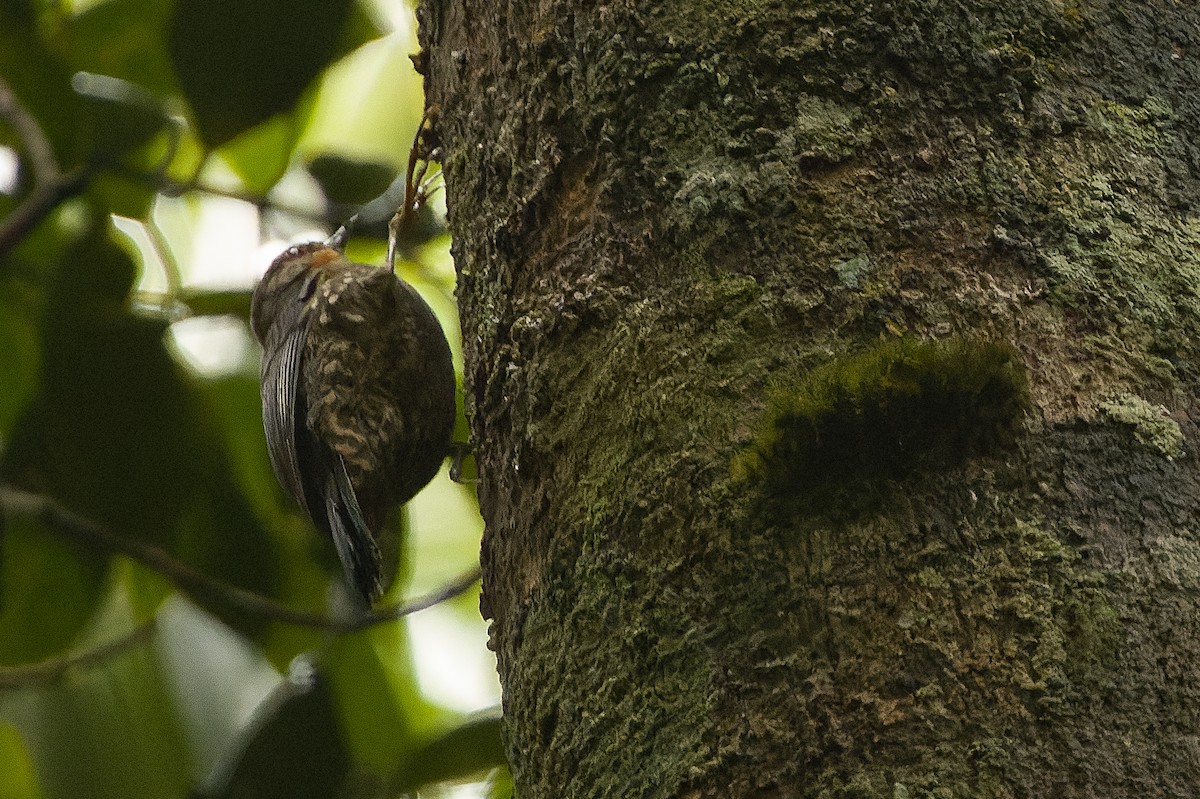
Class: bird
250,234,456,605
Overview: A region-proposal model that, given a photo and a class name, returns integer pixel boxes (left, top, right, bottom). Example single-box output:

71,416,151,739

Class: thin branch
142,211,185,299
0,75,59,186
388,107,442,268
0,485,481,634
0,75,94,255
364,567,483,628
0,75,438,258
103,160,349,229
0,621,157,689
0,73,326,257
0,167,90,255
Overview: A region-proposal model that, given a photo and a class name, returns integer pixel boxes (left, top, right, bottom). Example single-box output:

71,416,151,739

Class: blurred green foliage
0,1,503,797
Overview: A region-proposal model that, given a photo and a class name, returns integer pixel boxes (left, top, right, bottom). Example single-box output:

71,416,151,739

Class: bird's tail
325,454,383,605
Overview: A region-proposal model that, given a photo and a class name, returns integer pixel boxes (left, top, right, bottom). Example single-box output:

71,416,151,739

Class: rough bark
418,1,1200,796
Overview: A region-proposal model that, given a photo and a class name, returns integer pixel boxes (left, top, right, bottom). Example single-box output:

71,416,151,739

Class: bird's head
250,242,345,344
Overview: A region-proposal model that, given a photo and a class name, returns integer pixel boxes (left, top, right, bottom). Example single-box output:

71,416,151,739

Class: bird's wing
261,323,311,519
325,454,383,604
262,315,382,605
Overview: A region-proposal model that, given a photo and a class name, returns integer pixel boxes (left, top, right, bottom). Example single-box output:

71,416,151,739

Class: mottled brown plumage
250,242,455,604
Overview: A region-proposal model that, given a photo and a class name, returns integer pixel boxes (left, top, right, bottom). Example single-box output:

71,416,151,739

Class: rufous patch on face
310,247,342,267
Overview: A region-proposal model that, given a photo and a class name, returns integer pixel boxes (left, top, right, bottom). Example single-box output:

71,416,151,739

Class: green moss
1087,97,1174,153
785,94,874,164
1058,590,1123,686
1098,393,1185,460
734,338,1030,500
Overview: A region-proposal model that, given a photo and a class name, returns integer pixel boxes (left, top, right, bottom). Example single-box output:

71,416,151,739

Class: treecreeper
250,239,456,605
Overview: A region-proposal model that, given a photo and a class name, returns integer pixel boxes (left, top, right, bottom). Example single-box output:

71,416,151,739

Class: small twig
362,567,483,628
388,107,443,268
402,108,439,222
0,167,90,255
0,485,481,634
0,75,93,255
103,160,349,229
0,75,59,186
142,213,185,299
0,78,437,258
0,621,157,689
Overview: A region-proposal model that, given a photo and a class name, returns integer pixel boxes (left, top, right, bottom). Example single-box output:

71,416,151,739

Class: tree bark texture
418,1,1200,796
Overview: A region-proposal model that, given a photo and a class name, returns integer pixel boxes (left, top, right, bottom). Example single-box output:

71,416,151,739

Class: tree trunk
418,1,1200,796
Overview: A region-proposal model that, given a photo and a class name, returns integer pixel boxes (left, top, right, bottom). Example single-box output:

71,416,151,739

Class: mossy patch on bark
734,337,1030,505
1098,393,1185,460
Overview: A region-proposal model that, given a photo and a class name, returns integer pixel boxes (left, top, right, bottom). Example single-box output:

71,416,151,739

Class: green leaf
151,597,284,784
194,372,276,520
324,625,423,772
172,467,282,635
0,619,192,799
335,1,387,57
190,370,330,643
0,724,48,799
87,170,158,221
214,114,303,195
71,72,172,162
0,516,107,667
63,0,178,97
0,278,41,440
487,766,515,799
0,4,87,169
4,236,191,550
168,0,356,147
390,715,507,793
2,224,282,633
208,659,353,799
306,153,397,207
